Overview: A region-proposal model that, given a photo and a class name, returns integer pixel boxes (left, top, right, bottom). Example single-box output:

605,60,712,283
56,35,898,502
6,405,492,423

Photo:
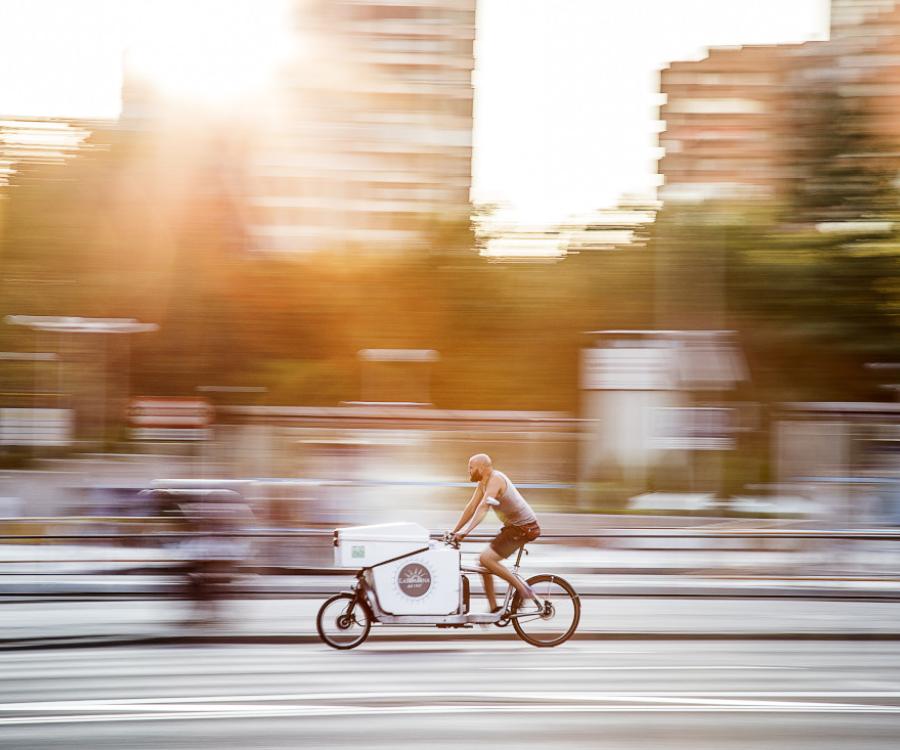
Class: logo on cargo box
352,545,366,559
397,563,431,597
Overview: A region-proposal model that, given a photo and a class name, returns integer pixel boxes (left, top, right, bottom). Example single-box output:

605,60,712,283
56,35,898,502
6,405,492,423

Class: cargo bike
317,523,580,649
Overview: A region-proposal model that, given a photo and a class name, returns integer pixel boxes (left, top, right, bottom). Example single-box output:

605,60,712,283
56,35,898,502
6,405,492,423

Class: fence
2,526,899,601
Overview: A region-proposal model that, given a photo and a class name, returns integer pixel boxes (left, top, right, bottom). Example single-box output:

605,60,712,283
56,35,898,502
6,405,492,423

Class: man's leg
479,547,535,607
481,569,497,611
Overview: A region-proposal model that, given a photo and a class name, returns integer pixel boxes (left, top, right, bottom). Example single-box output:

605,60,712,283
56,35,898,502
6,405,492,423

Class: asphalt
3,595,900,650
3,534,900,648
2,640,900,748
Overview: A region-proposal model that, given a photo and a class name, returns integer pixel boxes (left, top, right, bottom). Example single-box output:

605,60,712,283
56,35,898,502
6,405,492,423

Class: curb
3,630,900,650
5,589,900,602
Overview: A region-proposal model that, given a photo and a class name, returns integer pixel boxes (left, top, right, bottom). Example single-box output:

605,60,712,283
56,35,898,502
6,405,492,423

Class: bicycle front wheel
512,574,580,648
316,593,372,650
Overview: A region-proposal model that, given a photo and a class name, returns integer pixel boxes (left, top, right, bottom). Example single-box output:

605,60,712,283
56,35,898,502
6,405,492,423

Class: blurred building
579,330,749,501
0,118,97,188
658,0,900,208
246,0,476,253
658,45,801,204
479,199,659,260
830,0,896,27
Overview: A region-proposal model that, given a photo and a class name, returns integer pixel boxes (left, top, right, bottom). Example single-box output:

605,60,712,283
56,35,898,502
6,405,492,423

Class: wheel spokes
319,595,370,647
512,578,578,645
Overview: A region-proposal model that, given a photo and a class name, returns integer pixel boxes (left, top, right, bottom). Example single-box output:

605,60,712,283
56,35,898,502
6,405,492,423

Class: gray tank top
490,470,537,527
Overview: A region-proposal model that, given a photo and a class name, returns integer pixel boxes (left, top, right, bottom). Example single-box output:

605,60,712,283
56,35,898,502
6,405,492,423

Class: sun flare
124,0,295,104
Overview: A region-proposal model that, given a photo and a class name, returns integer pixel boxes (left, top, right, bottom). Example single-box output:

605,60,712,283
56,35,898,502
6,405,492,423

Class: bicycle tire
511,574,580,648
316,592,372,650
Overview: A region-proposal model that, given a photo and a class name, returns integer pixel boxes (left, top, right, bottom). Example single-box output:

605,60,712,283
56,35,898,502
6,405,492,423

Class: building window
667,98,766,115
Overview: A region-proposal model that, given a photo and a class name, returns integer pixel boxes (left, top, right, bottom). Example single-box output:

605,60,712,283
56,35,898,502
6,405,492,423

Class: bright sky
474,0,830,223
0,0,831,224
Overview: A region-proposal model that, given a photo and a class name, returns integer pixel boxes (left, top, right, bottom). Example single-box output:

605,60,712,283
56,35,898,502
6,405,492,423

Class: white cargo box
368,546,460,615
334,522,430,568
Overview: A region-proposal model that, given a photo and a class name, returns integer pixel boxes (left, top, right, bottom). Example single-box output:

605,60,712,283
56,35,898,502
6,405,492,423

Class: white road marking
1,663,801,680
6,689,900,708
2,701,900,726
486,665,796,671
3,689,900,725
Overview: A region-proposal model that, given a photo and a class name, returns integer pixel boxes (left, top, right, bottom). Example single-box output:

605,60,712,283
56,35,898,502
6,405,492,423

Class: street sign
581,347,676,390
0,408,72,446
648,406,735,450
129,397,212,441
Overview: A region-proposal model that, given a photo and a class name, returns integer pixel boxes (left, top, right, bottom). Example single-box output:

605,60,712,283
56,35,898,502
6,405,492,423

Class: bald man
451,454,542,613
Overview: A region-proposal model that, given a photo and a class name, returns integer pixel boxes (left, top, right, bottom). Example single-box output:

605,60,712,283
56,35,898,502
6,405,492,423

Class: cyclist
451,453,542,613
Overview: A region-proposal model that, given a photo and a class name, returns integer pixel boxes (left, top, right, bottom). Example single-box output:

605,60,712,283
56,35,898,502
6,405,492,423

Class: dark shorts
490,521,541,559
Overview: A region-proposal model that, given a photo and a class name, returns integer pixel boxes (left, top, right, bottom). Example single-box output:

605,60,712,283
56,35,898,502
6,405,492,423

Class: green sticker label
352,545,365,559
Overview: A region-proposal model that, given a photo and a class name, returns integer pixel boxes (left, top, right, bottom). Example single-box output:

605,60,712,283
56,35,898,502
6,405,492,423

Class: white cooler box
368,546,460,615
334,522,430,568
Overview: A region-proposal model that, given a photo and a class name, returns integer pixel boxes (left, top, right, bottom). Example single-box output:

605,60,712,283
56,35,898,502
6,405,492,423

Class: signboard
0,408,72,446
648,407,734,451
581,347,675,391
129,397,212,441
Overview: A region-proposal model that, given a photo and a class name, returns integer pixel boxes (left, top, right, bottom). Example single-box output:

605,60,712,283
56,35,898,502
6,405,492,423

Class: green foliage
1,101,898,418
789,89,899,224
0,125,656,410
653,207,900,402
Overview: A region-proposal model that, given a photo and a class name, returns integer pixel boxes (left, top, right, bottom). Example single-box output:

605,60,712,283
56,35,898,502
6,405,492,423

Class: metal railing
2,528,900,541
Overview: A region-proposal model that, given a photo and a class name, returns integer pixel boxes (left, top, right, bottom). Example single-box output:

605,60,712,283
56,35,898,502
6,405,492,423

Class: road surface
1,640,899,748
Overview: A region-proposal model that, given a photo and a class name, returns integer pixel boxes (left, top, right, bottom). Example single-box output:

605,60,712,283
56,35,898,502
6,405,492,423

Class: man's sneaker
515,597,544,614
475,606,504,629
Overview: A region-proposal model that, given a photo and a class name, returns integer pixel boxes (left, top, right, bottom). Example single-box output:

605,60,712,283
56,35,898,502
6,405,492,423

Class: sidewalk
4,572,900,600
3,538,898,578
3,540,900,603
3,595,900,649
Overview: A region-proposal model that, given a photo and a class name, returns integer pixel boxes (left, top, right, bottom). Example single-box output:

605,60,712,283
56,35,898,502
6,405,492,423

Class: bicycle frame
348,542,534,626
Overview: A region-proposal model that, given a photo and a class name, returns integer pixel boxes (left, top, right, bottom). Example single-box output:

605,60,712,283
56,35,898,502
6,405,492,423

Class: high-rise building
658,0,900,208
830,0,896,28
658,44,802,204
0,118,95,188
246,0,476,254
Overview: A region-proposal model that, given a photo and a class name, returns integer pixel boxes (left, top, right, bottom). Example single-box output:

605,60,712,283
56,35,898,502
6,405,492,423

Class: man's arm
456,498,490,539
455,475,503,539
451,483,485,535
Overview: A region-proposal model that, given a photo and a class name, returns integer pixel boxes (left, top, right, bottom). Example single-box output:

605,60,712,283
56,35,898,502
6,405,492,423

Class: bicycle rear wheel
316,593,372,650
512,574,580,647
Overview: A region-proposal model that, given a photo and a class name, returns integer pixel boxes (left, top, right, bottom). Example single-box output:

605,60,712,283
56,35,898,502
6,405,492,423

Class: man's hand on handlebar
442,531,462,548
